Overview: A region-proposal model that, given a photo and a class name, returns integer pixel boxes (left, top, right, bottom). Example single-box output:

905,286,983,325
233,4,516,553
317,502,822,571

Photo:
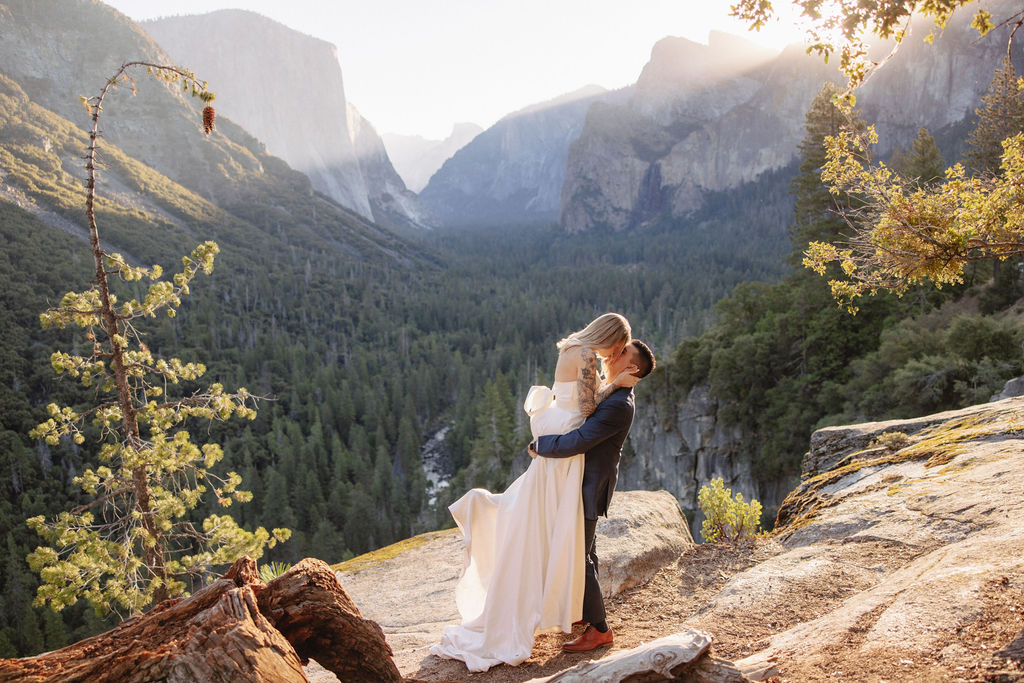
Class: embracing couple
430,313,656,672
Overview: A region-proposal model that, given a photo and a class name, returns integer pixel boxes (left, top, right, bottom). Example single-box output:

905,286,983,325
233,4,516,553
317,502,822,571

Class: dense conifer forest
0,153,794,651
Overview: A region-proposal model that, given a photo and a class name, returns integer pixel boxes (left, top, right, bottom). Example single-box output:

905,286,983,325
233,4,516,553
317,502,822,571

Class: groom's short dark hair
631,340,655,378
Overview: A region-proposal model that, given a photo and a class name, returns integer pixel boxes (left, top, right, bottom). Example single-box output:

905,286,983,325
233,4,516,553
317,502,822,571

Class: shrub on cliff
697,477,762,543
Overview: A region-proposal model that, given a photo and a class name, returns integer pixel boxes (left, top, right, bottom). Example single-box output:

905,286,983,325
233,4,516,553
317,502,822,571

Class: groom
529,339,656,652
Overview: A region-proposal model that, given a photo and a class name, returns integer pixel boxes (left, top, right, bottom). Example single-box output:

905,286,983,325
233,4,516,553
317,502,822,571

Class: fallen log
526,629,751,683
259,557,403,682
0,556,402,683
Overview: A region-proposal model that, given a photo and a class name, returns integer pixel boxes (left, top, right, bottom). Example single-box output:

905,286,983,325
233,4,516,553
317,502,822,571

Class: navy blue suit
533,386,635,626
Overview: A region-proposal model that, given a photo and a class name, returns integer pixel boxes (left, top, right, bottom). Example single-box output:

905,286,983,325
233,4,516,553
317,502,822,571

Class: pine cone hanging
202,105,215,135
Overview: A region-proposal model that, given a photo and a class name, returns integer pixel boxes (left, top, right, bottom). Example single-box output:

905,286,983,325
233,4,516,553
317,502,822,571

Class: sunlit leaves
730,0,997,90
804,128,1024,312
697,477,762,543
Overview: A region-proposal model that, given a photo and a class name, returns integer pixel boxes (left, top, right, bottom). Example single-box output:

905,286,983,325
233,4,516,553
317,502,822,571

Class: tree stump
0,556,402,683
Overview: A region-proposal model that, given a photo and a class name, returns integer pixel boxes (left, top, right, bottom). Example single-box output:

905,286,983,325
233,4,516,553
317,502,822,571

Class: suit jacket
533,387,634,520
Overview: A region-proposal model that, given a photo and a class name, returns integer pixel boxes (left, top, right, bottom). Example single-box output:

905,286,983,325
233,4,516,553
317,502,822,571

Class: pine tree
965,57,1024,176
789,82,868,264
888,145,909,175
18,604,43,655
465,372,518,490
42,606,66,651
905,127,945,184
395,415,426,518
25,64,288,616
892,127,945,185
0,629,16,659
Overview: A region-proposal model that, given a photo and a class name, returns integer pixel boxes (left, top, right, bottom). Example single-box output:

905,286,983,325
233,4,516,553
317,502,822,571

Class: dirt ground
406,538,1024,683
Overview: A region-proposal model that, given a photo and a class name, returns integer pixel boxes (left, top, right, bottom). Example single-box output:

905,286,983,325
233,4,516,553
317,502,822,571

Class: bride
431,313,639,672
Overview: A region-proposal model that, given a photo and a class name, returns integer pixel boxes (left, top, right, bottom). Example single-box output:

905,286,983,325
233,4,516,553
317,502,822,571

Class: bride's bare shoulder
554,344,594,381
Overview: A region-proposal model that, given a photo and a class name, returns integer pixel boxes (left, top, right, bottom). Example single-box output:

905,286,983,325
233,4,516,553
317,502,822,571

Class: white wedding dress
430,381,587,672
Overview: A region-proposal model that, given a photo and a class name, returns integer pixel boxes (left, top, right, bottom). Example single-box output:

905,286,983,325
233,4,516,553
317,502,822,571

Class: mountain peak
145,9,430,231
638,32,778,92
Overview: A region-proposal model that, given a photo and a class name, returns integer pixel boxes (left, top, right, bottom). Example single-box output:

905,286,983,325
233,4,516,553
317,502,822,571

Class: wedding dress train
430,381,586,672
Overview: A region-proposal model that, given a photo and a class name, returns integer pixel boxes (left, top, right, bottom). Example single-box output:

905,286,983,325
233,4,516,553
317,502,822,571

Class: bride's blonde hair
556,313,631,353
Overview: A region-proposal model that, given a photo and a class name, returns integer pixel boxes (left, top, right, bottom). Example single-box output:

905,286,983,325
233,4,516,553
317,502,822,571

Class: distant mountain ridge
143,9,431,232
383,123,482,193
419,85,629,228
561,8,1017,232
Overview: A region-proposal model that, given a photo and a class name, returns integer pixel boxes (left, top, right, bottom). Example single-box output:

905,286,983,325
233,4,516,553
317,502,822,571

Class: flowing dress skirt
431,384,585,671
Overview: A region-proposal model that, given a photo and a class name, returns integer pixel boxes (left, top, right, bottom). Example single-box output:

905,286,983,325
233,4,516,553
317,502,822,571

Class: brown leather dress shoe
572,619,588,627
562,625,613,652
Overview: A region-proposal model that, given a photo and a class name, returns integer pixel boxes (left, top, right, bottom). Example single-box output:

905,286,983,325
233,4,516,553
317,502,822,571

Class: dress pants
581,517,605,626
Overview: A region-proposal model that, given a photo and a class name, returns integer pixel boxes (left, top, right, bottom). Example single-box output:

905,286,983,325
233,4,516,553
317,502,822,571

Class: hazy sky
103,0,807,140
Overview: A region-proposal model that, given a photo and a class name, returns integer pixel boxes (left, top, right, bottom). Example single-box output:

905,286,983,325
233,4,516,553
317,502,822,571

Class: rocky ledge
315,489,695,679
6,397,1022,682
728,396,1024,680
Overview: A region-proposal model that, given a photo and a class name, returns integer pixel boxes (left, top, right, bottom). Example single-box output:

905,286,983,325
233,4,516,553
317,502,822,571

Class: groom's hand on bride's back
528,445,540,459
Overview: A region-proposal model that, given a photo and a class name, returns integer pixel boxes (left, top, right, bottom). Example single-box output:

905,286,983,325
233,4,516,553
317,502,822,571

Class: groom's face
608,344,640,378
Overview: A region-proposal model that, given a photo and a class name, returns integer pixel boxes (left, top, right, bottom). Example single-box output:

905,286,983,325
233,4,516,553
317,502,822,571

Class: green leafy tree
805,122,1024,311
25,62,288,616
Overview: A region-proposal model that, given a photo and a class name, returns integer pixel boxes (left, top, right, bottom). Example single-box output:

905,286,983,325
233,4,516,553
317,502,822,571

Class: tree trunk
258,557,403,682
0,557,402,683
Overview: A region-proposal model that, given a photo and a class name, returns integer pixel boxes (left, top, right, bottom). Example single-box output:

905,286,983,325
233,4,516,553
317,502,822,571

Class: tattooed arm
576,347,599,417
593,381,621,406
577,347,638,416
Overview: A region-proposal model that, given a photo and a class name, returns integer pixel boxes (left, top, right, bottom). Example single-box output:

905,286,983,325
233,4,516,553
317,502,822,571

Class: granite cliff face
855,1,1020,146
560,32,834,233
623,383,798,540
561,4,1017,233
419,85,628,228
144,10,431,232
0,0,414,262
383,123,483,193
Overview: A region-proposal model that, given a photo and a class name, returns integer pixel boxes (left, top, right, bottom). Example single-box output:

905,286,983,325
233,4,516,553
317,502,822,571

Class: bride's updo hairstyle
556,313,631,355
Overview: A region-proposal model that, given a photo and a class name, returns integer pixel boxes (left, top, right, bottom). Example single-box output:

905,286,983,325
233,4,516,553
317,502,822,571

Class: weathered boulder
324,489,692,677
596,489,695,597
